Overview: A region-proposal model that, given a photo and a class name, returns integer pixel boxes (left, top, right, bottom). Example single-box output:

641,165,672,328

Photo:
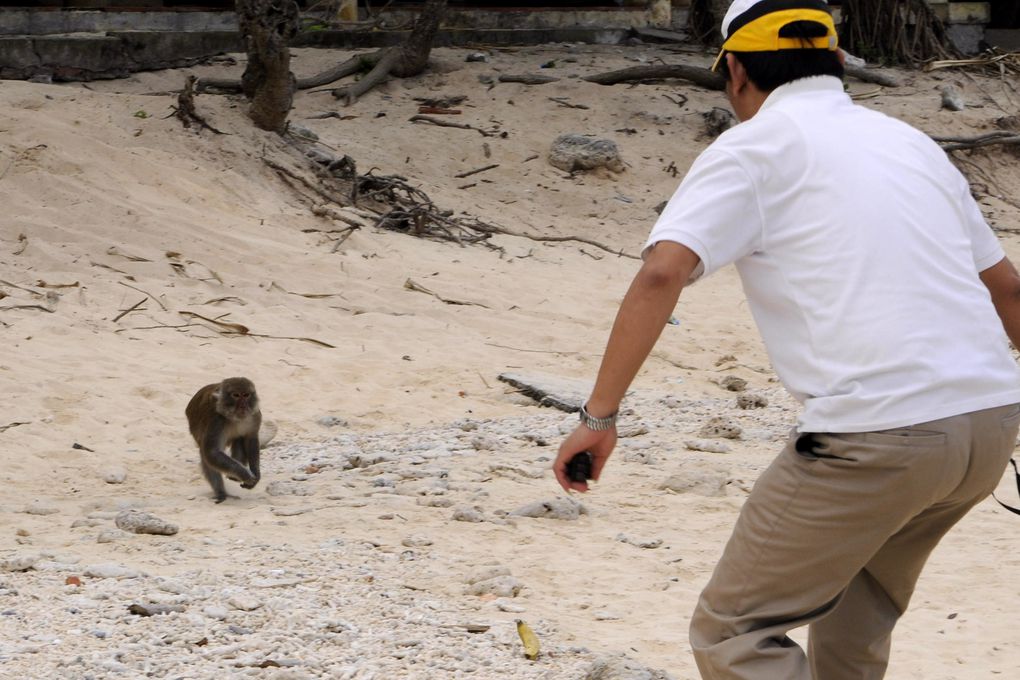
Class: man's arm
980,256,1020,349
553,241,701,492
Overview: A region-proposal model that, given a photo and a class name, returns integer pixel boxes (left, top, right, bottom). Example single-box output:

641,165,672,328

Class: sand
1,42,1019,678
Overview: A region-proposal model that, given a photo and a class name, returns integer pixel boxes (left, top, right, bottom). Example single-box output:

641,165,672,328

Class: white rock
699,416,742,440
659,470,729,497
203,605,229,620
466,575,523,598
494,599,526,613
102,467,127,484
402,535,433,547
510,497,586,521
84,563,141,579
97,529,132,543
1,553,40,572
452,506,485,523
266,481,314,497
115,510,178,536
228,594,263,611
684,439,731,454
22,501,59,515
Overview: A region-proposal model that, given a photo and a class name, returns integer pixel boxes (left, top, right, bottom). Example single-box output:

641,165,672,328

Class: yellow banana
515,619,540,660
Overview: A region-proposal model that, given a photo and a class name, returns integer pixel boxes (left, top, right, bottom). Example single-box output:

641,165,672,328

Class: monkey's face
218,377,259,420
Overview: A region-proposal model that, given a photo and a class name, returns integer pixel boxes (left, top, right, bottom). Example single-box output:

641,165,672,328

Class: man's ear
726,53,748,93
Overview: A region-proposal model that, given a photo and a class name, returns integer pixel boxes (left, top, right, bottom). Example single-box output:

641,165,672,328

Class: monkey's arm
239,433,261,489
202,429,256,484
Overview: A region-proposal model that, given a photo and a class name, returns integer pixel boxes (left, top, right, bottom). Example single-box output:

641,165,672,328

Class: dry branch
932,131,1020,152
409,115,497,136
118,281,169,312
584,64,724,90
497,74,560,85
454,163,499,179
112,298,148,323
172,76,225,134
0,421,30,434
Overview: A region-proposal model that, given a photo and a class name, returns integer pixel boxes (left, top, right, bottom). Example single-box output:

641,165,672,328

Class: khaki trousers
690,403,1020,680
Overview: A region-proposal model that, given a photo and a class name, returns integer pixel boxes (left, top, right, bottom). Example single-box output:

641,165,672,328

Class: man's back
651,75,1020,432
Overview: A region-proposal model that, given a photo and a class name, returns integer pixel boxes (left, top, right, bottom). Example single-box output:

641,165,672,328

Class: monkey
186,377,262,503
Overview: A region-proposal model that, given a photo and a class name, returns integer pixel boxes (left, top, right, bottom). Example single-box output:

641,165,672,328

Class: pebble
266,481,314,497
203,605,229,620
22,501,59,516
317,415,348,428
101,467,127,484
699,416,742,439
659,470,729,498
452,506,485,523
272,506,313,517
718,376,747,392
736,393,769,409
228,594,263,611
466,575,523,598
97,528,132,543
587,653,676,680
401,535,434,547
84,563,141,579
684,438,731,454
615,534,663,549
0,554,40,572
115,509,178,536
510,497,587,521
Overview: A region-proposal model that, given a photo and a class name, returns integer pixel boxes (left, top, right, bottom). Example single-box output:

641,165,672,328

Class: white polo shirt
646,75,1020,433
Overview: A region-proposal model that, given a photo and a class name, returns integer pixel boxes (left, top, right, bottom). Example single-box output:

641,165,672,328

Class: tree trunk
237,0,301,133
841,0,957,65
332,0,447,105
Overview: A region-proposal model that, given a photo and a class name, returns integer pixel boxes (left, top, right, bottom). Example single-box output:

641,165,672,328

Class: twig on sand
112,298,148,323
409,114,497,137
454,163,499,179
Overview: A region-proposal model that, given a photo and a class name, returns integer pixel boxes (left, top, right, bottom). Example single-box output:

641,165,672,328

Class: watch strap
579,403,617,430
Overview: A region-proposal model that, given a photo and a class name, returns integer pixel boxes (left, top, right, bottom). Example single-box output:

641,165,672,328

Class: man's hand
553,425,618,492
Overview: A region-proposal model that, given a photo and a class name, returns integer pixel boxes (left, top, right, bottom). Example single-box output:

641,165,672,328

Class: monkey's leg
238,435,261,490
201,461,229,503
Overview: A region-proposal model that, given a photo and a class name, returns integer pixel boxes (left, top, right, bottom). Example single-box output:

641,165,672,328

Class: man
553,0,1020,678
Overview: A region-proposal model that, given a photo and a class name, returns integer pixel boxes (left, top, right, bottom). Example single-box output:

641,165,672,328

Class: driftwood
583,64,725,91
497,74,561,85
931,131,1020,152
331,0,447,105
844,64,902,87
172,76,225,134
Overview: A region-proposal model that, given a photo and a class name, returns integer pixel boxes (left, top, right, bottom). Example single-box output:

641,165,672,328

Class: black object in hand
566,451,593,482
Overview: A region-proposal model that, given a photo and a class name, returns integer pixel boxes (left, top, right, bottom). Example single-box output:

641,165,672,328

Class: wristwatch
579,403,617,431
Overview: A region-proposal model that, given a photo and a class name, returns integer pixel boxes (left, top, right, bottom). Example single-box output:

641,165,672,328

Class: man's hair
718,20,844,91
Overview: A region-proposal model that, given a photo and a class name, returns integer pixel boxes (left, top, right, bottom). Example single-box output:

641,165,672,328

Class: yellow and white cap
711,0,838,72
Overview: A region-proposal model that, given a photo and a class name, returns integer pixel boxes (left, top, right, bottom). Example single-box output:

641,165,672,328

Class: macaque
186,377,262,503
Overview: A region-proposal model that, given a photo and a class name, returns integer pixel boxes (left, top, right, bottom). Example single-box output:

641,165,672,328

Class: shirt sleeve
643,148,763,281
956,171,1004,272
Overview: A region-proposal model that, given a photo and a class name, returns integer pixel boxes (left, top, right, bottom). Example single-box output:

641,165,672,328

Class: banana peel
515,619,540,660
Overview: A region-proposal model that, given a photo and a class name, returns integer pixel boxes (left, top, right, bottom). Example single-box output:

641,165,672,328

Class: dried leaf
404,278,489,308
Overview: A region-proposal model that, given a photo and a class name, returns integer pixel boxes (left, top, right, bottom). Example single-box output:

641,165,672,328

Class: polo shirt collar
759,75,847,113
